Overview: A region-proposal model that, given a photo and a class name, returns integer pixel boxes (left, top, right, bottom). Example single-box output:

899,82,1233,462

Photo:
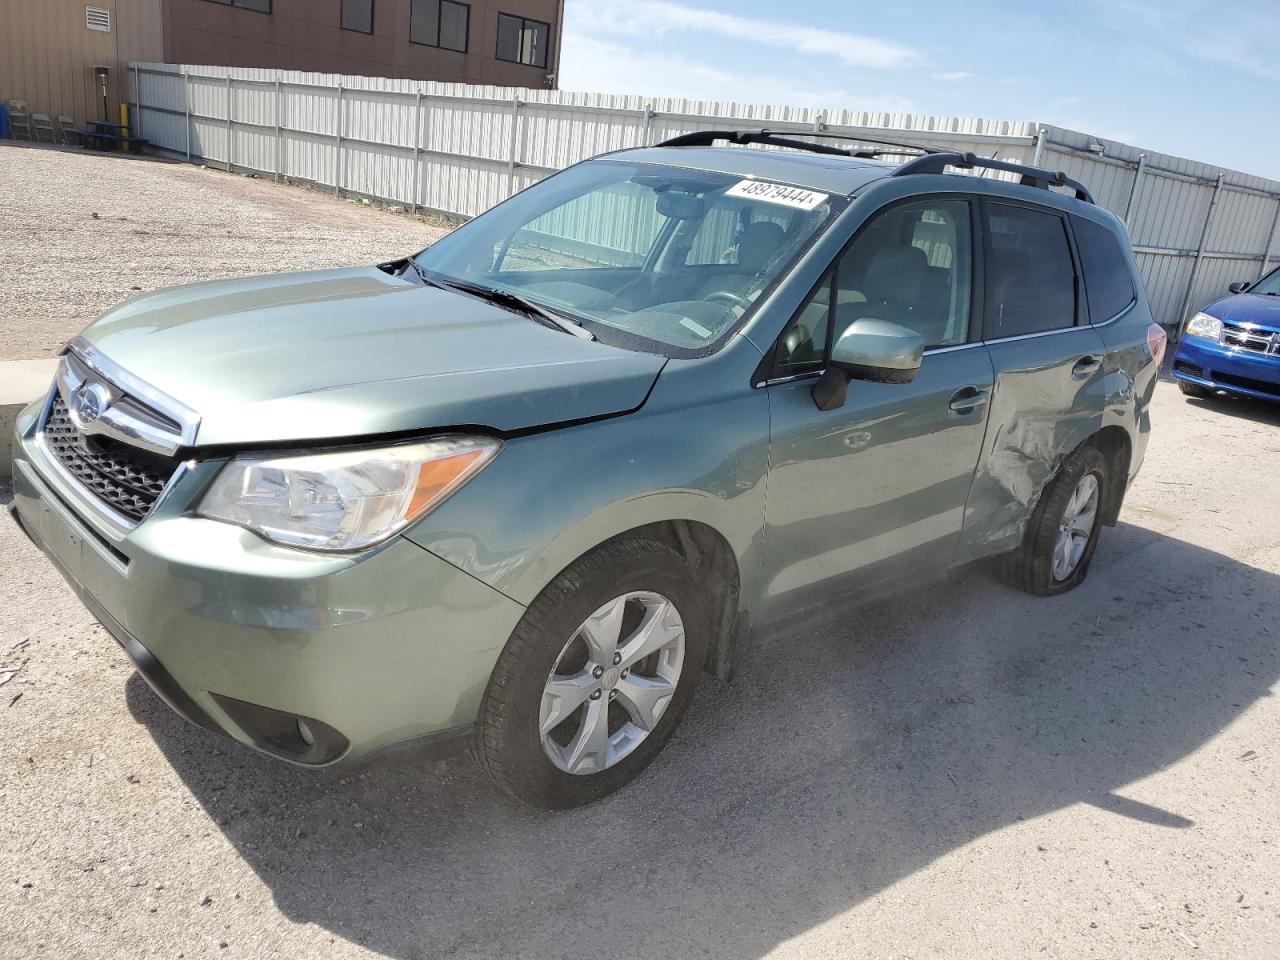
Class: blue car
1172,270,1280,403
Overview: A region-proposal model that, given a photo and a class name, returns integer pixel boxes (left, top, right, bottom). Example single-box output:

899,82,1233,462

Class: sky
558,0,1277,180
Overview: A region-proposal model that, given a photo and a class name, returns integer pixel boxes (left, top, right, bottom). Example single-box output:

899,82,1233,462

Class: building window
496,13,550,68
411,0,469,53
200,0,273,12
341,0,373,33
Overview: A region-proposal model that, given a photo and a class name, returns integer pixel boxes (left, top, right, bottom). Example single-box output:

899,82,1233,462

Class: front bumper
9,402,525,766
1172,335,1280,402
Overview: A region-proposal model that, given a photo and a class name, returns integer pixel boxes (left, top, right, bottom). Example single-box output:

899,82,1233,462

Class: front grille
1222,322,1280,355
1211,370,1280,397
43,396,181,522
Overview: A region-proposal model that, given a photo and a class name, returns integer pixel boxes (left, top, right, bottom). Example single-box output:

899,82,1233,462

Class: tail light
1147,323,1167,367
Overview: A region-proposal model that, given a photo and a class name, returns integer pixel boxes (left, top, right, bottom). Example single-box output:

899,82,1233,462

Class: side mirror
812,318,925,411
1228,281,1251,294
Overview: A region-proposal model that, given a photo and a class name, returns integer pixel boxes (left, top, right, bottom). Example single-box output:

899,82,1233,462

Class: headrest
863,244,929,305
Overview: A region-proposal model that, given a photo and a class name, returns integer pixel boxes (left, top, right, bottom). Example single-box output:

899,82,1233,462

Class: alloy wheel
540,591,685,775
1052,473,1100,581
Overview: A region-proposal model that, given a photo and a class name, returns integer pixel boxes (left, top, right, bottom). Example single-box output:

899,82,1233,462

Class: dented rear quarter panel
1092,311,1159,491
1074,200,1160,488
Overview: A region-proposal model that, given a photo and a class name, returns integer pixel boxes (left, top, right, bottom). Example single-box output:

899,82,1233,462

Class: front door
759,196,994,625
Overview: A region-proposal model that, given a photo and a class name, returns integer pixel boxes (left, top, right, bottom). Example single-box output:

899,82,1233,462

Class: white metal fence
128,62,1280,331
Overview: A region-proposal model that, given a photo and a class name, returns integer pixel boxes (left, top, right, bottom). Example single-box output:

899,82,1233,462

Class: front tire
1178,379,1212,399
476,537,710,809
1005,445,1109,597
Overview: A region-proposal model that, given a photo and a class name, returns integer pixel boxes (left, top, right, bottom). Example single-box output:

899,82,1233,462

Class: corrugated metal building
0,1,564,130
162,0,563,89
0,0,163,127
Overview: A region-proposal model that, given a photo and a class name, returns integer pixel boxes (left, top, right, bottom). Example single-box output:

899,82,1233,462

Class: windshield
413,159,842,355
1247,268,1280,296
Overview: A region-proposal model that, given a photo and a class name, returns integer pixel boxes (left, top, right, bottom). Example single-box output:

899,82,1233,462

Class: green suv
9,131,1163,808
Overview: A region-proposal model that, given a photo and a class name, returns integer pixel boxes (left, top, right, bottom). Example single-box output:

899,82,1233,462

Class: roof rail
894,151,1096,204
653,129,1096,205
656,129,943,159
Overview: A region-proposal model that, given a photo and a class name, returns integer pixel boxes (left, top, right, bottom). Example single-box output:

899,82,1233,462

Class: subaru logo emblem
70,382,112,429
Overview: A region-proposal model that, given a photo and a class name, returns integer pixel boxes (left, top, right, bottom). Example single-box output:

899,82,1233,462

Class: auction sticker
724,179,828,211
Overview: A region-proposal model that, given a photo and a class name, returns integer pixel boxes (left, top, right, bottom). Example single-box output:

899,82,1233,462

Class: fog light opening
210,693,350,765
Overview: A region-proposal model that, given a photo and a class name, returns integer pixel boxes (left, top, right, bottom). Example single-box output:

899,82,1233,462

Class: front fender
402,366,770,609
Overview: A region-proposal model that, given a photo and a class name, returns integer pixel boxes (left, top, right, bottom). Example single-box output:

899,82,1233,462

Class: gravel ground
0,142,449,361
2,145,1280,960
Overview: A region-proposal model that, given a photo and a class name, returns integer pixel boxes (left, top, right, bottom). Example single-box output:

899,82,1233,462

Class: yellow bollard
119,102,129,153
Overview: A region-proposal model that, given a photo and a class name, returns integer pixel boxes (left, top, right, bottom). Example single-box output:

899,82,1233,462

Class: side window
986,203,1077,337
772,198,972,376
1071,215,1136,322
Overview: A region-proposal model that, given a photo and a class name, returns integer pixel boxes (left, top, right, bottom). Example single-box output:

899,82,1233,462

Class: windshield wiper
420,271,595,340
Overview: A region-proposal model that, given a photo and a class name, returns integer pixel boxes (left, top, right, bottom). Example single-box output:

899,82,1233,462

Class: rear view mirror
656,190,705,221
812,319,925,411
1228,281,1251,294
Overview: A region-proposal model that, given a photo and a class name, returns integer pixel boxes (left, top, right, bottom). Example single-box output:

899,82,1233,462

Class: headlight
1184,312,1222,340
197,437,501,551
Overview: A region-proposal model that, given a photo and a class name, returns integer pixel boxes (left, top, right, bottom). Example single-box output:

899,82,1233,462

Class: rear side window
985,203,1077,338
1072,216,1136,322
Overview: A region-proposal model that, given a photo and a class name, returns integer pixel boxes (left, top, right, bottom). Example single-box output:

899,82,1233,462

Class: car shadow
1179,391,1280,427
128,521,1279,959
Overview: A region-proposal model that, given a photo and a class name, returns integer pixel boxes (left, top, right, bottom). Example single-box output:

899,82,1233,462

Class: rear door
955,199,1108,561
760,196,995,624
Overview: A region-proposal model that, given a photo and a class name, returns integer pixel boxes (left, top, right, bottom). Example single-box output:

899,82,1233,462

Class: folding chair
58,116,76,145
31,113,56,143
7,100,31,140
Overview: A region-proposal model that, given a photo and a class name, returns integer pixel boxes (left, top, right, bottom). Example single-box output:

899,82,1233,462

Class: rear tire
1178,379,1212,398
1005,445,1109,597
476,537,711,809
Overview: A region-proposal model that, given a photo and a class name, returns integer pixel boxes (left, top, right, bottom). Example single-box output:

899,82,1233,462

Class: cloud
1098,0,1280,79
931,71,974,82
569,0,924,70
558,34,918,114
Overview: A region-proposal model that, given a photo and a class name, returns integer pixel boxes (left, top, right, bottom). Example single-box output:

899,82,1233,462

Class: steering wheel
704,290,752,310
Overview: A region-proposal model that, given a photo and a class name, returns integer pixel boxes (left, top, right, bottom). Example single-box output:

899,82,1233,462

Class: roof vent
86,6,112,31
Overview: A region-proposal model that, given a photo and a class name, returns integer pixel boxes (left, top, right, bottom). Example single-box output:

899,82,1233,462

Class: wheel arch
547,519,746,681
1084,424,1132,526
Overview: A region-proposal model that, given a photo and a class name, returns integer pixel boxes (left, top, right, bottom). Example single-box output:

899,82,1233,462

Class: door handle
948,386,989,413
1072,355,1102,378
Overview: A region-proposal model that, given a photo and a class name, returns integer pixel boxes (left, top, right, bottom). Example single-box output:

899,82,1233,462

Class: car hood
77,267,666,447
1204,292,1280,332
